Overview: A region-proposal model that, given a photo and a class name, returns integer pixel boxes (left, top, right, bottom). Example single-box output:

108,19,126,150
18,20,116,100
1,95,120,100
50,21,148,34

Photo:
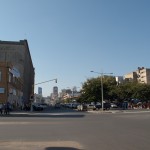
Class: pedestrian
0,104,3,115
3,103,9,115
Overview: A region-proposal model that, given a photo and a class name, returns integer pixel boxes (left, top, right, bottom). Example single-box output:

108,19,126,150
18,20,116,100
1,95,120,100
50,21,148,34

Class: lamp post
90,71,113,111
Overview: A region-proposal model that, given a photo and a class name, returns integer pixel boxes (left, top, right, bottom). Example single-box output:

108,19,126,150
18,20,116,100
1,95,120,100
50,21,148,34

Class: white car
111,103,118,108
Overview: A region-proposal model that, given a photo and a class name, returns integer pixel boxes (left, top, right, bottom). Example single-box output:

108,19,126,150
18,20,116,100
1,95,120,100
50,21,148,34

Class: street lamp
90,71,113,111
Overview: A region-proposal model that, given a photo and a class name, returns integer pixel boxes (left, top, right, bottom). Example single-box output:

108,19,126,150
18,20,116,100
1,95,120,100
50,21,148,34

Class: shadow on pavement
45,147,82,150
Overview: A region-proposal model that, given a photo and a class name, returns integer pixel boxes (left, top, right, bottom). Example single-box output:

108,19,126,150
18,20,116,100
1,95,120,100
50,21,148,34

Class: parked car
55,103,61,109
111,103,118,108
95,102,111,110
72,103,80,109
95,104,101,110
39,103,48,109
86,104,96,110
77,104,87,111
32,104,43,111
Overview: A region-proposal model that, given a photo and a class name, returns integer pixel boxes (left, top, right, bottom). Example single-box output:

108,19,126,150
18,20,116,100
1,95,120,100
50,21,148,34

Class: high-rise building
38,87,42,95
51,86,58,100
53,86,58,97
0,40,35,105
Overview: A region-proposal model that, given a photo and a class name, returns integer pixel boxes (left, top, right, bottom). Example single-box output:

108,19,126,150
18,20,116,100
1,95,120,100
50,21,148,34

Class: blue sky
0,0,150,96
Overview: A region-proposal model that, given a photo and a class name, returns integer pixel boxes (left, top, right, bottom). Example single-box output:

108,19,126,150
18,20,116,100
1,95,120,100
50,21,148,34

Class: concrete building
124,67,150,84
124,72,137,82
0,40,34,105
136,67,150,84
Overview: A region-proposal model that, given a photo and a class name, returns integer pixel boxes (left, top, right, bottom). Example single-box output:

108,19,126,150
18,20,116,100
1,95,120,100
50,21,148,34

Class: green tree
79,76,116,103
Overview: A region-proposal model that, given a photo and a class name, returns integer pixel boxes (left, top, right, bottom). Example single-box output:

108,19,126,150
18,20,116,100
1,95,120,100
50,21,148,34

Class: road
0,107,150,150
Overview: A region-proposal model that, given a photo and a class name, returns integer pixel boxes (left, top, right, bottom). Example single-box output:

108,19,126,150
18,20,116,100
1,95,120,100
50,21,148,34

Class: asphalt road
0,108,150,150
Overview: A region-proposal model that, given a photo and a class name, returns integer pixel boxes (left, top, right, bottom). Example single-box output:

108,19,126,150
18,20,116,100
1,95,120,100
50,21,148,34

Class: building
136,67,150,84
0,40,35,105
124,67,150,84
53,86,58,95
124,72,137,82
50,86,58,100
60,88,81,102
38,87,42,95
0,62,23,107
53,86,58,97
115,76,124,85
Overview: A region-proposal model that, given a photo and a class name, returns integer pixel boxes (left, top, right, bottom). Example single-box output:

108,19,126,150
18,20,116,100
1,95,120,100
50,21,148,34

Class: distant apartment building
124,67,150,84
59,89,72,100
0,40,35,105
60,88,81,101
124,72,137,82
136,67,150,84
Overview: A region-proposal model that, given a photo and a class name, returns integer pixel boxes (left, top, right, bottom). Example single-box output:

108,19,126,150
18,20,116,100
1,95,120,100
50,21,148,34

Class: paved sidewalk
88,108,150,114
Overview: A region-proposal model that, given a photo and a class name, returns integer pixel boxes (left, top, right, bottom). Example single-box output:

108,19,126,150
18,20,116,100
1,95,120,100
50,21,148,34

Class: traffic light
55,79,57,83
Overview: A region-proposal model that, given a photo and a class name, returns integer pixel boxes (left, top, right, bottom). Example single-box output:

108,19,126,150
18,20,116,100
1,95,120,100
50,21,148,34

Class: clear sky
0,0,150,96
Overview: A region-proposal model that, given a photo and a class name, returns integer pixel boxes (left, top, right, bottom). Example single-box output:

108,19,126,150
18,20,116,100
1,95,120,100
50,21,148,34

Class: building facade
115,76,124,85
124,67,150,84
0,62,23,107
124,72,137,82
0,40,34,105
136,67,150,84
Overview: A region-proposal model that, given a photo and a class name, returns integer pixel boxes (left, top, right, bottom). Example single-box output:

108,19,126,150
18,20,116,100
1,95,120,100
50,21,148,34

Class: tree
79,76,116,103
79,76,150,104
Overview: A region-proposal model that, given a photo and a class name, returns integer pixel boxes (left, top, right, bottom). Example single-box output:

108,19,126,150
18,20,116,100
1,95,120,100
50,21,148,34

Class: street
0,107,150,150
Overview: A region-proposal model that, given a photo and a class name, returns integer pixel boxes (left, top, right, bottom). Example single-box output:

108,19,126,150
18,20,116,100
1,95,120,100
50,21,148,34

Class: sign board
9,67,20,78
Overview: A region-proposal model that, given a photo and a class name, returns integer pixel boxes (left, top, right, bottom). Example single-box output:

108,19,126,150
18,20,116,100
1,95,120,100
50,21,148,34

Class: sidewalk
87,108,150,114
